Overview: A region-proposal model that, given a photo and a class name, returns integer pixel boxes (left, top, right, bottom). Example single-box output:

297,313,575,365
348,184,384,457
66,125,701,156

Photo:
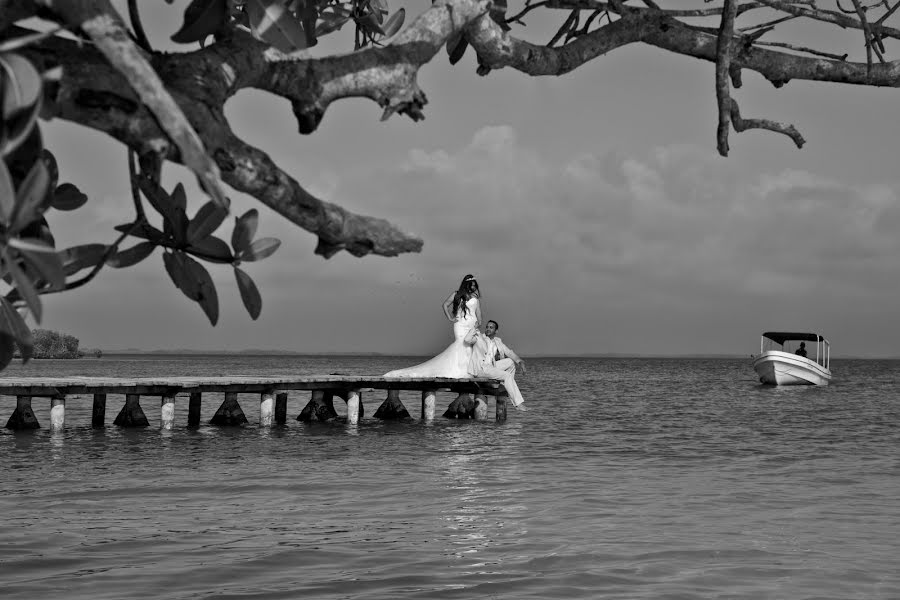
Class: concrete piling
161,393,176,430
259,392,275,427
421,390,436,421
49,395,66,432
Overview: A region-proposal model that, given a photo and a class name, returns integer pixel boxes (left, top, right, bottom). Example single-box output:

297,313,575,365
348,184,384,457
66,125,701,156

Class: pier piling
114,394,149,427
421,390,436,421
374,389,410,420
1,375,510,429
274,392,288,425
187,392,202,428
161,392,176,430
496,392,508,422
443,393,474,419
210,392,248,426
298,390,338,422
6,396,40,429
473,394,488,421
92,393,106,428
345,390,361,425
49,395,66,431
260,392,275,427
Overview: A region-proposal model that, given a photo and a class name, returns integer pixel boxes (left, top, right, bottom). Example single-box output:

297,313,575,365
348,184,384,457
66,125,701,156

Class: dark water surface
1,355,899,599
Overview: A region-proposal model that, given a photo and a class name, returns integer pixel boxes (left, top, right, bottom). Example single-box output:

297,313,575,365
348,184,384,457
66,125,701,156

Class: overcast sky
33,1,900,357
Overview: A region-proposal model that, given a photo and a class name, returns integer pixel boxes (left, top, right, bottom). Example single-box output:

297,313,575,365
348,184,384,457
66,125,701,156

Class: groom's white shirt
465,329,495,375
491,336,521,363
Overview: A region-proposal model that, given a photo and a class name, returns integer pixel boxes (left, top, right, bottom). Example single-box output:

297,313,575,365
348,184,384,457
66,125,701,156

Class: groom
484,320,526,375
465,320,527,411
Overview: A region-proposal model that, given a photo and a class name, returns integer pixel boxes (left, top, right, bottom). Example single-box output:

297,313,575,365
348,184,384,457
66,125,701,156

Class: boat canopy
762,331,826,345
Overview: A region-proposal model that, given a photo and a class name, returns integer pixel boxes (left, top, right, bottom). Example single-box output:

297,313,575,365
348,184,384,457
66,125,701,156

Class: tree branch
18,28,424,257
37,0,229,208
754,40,849,61
214,132,422,257
642,15,900,88
728,97,805,148
254,0,492,130
9,0,900,265
753,0,900,40
467,9,654,75
715,0,738,156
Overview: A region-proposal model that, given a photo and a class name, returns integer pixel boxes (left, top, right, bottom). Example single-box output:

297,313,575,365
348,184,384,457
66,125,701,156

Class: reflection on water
440,428,493,562
48,430,64,460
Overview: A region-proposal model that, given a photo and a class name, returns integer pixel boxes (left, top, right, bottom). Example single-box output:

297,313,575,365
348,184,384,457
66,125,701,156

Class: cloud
321,127,900,353
39,118,900,355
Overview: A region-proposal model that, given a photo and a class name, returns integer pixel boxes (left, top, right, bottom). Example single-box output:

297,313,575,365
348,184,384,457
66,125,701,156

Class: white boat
752,331,832,386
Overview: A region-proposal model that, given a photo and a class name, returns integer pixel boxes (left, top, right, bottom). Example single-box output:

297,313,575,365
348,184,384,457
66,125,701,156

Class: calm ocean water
1,354,899,599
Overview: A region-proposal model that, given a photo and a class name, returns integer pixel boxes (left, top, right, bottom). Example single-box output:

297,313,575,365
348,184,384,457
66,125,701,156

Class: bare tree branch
640,15,900,88
754,40,849,61
215,131,422,258
256,0,492,129
850,0,884,74
716,0,739,156
728,97,805,147
753,0,900,39
467,9,653,75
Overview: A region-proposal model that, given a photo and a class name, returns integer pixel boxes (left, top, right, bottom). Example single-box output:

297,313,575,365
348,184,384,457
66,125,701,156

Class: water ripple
1,356,899,599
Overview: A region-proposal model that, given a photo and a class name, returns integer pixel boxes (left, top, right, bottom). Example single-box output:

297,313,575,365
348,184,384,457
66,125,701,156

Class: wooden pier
0,376,510,430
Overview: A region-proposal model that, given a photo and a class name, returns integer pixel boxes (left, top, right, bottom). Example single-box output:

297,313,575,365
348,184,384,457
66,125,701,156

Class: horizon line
93,349,899,360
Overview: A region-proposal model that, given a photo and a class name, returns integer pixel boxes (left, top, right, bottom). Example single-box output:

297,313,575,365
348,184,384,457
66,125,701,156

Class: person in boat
484,319,526,375
795,342,808,358
383,274,481,378
465,324,527,411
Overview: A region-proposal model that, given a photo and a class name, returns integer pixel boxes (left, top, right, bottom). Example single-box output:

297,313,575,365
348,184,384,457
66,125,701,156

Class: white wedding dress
384,296,479,378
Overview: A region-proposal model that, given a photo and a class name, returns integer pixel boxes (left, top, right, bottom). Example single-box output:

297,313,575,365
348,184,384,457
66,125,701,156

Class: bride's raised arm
475,298,483,328
442,291,456,322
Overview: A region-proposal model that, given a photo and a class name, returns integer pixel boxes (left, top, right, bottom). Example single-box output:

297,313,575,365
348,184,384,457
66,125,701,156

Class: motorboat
752,331,832,386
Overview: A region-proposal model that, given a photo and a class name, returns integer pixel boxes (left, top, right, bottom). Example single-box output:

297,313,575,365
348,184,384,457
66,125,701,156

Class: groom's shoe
514,403,528,411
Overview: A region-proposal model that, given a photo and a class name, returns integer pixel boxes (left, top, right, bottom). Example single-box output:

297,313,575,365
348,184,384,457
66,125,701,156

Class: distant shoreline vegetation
13,329,102,359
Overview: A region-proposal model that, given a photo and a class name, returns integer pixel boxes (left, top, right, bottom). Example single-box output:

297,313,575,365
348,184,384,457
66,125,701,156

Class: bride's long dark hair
452,274,480,318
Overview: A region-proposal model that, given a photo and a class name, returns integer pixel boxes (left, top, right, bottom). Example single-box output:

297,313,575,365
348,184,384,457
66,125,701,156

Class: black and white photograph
2,1,899,598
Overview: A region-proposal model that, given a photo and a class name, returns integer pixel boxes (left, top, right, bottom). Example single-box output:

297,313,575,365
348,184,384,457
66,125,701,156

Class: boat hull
753,351,832,386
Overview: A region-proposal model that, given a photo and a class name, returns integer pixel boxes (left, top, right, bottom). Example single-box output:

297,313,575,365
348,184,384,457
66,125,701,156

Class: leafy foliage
169,0,406,51
29,328,80,359
0,24,286,371
9,328,100,358
0,48,67,369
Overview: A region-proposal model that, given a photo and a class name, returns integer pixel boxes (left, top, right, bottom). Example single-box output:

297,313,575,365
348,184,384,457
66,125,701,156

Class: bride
384,274,482,378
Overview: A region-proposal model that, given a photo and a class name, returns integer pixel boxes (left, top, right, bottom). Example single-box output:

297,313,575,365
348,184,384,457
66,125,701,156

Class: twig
580,9,605,34
127,0,152,52
876,1,900,24
729,98,805,149
548,10,579,46
850,0,883,73
738,14,796,33
127,149,147,221
754,40,849,60
506,0,551,25
61,226,137,293
753,0,900,40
